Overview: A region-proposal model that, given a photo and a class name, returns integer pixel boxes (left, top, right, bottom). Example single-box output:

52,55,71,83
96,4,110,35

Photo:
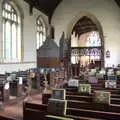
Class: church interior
0,0,120,120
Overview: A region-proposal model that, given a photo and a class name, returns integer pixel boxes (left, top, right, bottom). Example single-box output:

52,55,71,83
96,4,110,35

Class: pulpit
37,36,60,68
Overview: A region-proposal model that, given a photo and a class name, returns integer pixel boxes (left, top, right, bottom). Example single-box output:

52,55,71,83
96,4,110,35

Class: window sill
0,61,36,64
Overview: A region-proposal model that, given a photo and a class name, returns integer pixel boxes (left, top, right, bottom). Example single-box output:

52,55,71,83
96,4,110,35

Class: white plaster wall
0,62,36,74
0,0,49,73
51,0,120,67
17,0,48,62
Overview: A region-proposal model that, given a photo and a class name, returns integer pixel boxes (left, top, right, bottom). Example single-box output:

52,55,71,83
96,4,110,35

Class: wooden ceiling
24,0,62,23
72,16,98,37
24,0,120,28
115,0,120,6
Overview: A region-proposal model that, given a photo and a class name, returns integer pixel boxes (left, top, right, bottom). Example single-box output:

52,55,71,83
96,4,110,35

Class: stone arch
2,0,24,18
36,15,48,35
66,11,104,66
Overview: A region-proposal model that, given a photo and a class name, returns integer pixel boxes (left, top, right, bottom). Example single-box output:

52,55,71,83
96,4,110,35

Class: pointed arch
36,15,47,49
67,11,104,66
1,0,23,62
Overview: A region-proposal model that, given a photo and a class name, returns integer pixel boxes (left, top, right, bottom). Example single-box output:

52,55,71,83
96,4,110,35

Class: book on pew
107,69,114,76
88,76,98,84
107,75,117,81
93,90,111,104
99,69,106,75
45,115,74,120
47,98,67,116
18,77,23,85
51,88,66,100
78,84,91,94
88,69,97,76
105,80,116,88
4,82,9,90
96,73,104,79
58,71,65,78
68,78,79,88
116,70,120,75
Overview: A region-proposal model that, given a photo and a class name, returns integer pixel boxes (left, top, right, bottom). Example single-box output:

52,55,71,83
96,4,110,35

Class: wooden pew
42,93,51,104
45,115,99,120
0,83,9,102
67,108,120,120
36,87,120,120
66,94,120,105
42,91,120,105
66,88,120,105
0,116,15,120
67,91,120,99
23,102,101,120
45,115,74,120
23,102,48,120
0,74,9,102
66,89,120,119
16,71,28,86
67,100,120,113
9,81,22,97
65,115,101,120
66,95,92,102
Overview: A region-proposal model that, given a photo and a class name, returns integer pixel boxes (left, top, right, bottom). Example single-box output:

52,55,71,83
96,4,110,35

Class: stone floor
0,90,42,120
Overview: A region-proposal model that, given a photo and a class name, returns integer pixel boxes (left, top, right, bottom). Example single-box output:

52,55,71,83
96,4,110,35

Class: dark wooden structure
23,86,120,120
0,74,9,102
9,81,22,97
23,102,48,120
0,83,9,102
37,36,60,68
24,0,120,24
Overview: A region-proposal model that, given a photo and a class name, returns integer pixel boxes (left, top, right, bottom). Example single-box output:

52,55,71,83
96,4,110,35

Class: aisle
0,90,42,120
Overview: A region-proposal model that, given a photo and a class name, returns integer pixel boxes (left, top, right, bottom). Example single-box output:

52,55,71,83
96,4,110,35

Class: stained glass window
36,16,46,49
86,31,101,47
2,2,21,62
71,31,101,65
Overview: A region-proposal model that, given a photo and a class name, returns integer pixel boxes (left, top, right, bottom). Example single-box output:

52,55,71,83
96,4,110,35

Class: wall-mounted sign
106,50,110,58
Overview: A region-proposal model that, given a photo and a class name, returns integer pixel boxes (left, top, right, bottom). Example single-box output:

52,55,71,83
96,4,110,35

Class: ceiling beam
115,0,120,7
24,0,62,23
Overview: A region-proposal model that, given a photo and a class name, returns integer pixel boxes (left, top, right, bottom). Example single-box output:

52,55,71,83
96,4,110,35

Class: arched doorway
67,12,104,70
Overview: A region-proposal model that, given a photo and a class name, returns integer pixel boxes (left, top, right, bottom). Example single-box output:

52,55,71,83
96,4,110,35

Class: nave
0,66,120,120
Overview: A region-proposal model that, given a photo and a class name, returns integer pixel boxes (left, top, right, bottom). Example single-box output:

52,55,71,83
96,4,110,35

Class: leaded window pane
2,2,21,62
36,16,46,49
